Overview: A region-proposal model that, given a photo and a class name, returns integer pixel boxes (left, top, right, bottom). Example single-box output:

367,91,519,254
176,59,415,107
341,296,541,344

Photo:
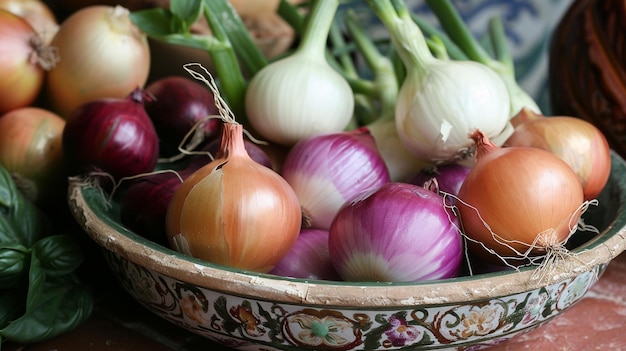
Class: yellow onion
166,122,302,273
45,5,150,117
506,108,611,200
0,10,56,114
457,130,585,265
0,107,66,206
0,0,58,45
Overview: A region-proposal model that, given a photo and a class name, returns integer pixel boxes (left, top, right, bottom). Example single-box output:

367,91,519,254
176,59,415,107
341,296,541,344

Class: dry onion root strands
454,130,596,278
165,63,302,273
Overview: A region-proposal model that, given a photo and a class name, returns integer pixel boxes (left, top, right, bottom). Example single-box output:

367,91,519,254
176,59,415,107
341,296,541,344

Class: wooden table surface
5,250,626,351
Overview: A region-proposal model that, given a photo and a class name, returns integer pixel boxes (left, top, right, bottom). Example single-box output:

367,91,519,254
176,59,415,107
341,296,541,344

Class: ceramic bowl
68,152,626,351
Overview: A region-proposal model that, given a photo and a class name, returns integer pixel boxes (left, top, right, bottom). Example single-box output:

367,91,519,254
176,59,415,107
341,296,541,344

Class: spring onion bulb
365,0,512,164
245,0,354,146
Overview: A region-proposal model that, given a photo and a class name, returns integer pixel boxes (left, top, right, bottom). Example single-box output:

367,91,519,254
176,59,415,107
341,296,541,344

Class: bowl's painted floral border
105,250,604,351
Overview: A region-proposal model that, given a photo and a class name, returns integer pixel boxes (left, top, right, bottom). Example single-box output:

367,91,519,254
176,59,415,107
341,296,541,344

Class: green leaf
170,0,203,27
0,164,51,248
0,289,25,328
0,246,29,288
32,235,83,277
129,8,175,36
0,283,93,344
25,252,46,311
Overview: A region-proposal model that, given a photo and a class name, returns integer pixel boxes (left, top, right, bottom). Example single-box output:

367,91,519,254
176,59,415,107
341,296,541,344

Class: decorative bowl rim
67,152,626,308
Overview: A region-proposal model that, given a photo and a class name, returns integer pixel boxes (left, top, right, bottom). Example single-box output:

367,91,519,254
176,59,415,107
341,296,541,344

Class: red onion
269,228,340,281
62,88,159,179
281,129,390,230
120,157,210,246
144,76,221,156
329,182,463,282
409,164,471,196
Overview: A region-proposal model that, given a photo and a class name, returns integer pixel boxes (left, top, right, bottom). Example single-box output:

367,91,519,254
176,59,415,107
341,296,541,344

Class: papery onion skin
0,0,58,45
62,88,159,180
0,107,66,205
144,76,221,157
46,5,150,117
270,228,340,280
166,123,302,273
281,129,390,230
329,182,463,283
200,137,272,169
457,130,585,264
505,108,611,201
0,10,48,114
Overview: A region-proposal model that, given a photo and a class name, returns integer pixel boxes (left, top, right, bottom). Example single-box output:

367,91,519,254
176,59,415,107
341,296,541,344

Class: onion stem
329,17,377,125
364,0,433,80
277,0,305,34
297,0,338,58
344,10,398,121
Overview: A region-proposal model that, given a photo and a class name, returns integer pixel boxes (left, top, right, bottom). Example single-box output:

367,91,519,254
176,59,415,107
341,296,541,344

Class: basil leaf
32,235,83,277
0,283,93,344
0,245,29,288
0,289,25,328
0,164,51,247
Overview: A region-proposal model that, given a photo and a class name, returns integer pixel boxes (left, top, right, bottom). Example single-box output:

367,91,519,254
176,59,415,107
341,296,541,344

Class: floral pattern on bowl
67,151,626,351
107,250,603,350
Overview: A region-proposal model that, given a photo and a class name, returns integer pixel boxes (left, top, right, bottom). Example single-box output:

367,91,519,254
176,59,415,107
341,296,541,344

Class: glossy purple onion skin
409,164,471,196
120,172,186,246
269,229,341,280
281,129,391,230
329,182,463,283
62,88,159,179
144,76,221,156
120,156,211,245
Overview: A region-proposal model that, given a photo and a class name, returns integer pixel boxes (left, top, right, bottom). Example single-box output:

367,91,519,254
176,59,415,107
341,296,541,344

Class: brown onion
506,108,611,200
457,130,585,265
0,107,66,205
0,10,56,114
45,5,150,117
166,122,302,273
549,0,626,157
0,0,58,45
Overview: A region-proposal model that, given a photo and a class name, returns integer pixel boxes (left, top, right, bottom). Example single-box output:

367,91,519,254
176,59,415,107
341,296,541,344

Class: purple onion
119,159,208,245
329,182,463,282
409,164,471,196
269,229,340,280
144,76,221,157
281,129,390,230
62,88,159,179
